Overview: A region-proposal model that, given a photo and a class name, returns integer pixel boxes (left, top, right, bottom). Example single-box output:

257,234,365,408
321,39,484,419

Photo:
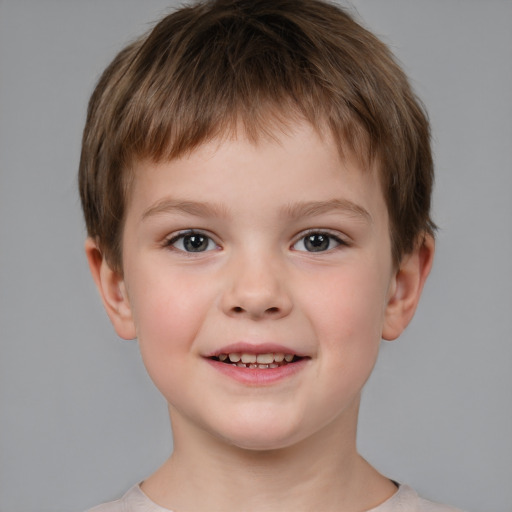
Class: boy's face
91,121,431,451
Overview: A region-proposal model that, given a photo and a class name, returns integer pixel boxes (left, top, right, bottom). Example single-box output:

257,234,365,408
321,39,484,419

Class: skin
87,120,434,511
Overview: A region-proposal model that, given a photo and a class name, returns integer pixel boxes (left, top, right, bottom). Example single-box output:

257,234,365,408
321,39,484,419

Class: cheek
126,268,214,383
302,261,390,386
306,263,389,343
311,271,385,399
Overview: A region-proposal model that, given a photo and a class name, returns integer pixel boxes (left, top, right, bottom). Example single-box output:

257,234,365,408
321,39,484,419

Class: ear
85,238,136,340
382,234,435,341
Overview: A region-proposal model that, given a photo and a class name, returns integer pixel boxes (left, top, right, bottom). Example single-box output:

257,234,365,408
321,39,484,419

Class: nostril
230,305,279,315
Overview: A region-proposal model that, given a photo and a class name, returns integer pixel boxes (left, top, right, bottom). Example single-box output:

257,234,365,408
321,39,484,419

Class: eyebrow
142,197,372,223
281,199,373,223
141,198,229,220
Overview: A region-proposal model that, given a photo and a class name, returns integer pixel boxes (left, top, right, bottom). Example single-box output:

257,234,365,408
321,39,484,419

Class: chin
226,436,301,453
212,417,308,453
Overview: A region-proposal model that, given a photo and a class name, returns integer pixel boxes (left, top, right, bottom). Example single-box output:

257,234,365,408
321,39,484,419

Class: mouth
210,352,305,369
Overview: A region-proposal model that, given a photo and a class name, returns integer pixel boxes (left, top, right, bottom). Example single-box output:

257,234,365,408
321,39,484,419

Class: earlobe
85,238,137,340
382,234,435,341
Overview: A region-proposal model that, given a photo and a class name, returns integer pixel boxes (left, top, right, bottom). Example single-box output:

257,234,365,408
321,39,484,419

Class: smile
211,352,302,369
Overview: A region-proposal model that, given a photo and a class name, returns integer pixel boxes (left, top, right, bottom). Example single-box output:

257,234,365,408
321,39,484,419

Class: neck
142,398,396,512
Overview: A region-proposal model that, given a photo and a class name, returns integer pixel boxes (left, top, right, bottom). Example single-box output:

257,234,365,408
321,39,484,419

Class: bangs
102,3,375,169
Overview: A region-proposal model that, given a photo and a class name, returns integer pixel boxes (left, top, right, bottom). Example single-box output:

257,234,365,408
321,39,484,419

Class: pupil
184,234,208,252
305,234,329,252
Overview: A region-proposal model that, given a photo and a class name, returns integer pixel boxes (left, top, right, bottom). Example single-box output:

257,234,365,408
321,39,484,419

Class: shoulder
86,483,464,512
85,484,167,512
370,484,466,512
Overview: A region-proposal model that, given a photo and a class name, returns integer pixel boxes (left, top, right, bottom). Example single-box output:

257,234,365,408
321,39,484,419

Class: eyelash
292,230,348,253
163,230,219,254
163,229,348,254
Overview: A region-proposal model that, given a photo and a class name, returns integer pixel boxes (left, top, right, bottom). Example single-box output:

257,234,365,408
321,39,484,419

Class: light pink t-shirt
87,483,464,511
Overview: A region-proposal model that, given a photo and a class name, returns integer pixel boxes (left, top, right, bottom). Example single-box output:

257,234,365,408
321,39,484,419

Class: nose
220,250,293,320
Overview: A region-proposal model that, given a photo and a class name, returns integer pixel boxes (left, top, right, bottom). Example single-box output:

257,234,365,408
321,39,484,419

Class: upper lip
204,342,309,358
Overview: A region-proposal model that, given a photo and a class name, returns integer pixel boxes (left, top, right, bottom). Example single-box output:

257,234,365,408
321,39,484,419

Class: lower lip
205,358,309,385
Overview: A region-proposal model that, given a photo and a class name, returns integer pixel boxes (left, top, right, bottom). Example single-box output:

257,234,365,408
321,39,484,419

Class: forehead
126,121,386,226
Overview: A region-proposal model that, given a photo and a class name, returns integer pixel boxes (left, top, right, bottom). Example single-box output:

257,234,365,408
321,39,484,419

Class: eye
292,232,344,252
166,231,218,253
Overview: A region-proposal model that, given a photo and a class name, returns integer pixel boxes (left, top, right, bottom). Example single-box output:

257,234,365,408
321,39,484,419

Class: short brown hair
79,0,435,271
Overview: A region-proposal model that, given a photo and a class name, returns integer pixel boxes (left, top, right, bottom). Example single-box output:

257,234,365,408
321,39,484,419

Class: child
79,0,462,510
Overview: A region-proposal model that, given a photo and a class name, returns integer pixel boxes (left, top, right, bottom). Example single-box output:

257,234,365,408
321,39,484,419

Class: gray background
0,1,511,511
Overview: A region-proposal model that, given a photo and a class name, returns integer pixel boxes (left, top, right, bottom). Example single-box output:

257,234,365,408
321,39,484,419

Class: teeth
241,353,257,364
220,352,299,367
256,353,274,364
